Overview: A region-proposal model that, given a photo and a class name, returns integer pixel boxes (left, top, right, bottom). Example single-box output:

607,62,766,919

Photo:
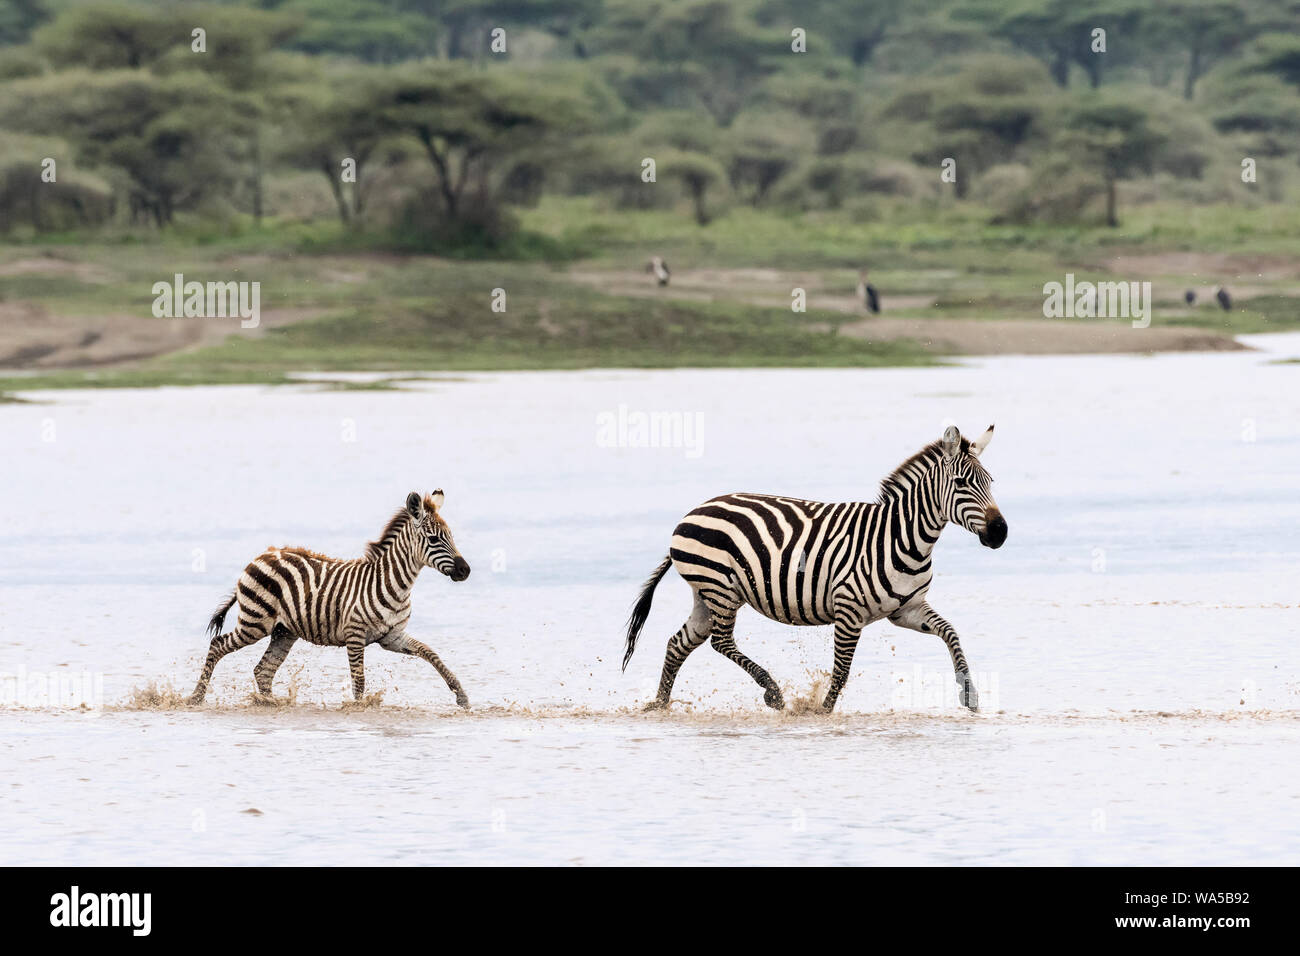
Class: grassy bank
1,199,1298,394
0,252,936,393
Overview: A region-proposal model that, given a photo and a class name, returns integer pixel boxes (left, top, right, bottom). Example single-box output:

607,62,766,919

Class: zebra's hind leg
709,609,784,710
378,632,470,709
253,627,297,696
646,595,711,711
189,623,270,704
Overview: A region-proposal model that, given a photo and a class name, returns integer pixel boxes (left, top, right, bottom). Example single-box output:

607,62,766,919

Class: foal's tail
206,589,238,639
623,555,673,671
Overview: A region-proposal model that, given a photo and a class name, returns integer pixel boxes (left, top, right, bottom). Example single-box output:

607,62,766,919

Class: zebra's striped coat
623,426,1006,712
188,491,471,707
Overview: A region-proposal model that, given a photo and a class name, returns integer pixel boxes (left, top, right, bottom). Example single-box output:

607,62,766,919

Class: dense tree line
1,0,1298,243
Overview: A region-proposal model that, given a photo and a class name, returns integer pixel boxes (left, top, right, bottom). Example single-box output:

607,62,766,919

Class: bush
778,156,935,210
0,162,115,234
991,155,1107,225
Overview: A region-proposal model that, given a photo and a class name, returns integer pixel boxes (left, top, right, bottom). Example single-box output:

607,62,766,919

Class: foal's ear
970,424,995,458
428,489,445,510
405,491,424,518
941,425,962,460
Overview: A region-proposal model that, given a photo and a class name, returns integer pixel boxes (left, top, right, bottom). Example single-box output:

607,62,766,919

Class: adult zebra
623,425,1006,713
188,491,471,707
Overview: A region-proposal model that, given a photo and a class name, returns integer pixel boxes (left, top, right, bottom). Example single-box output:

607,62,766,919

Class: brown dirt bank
0,301,323,371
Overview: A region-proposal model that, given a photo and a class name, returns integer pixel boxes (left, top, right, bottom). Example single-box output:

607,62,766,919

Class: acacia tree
988,0,1143,88
279,0,437,62
1148,0,1257,99
365,64,597,225
755,0,908,66
634,109,729,223
0,69,246,225
395,0,600,59
724,110,812,205
590,0,786,125
23,3,300,225
885,56,1049,197
33,2,176,67
277,68,390,224
1059,97,1175,226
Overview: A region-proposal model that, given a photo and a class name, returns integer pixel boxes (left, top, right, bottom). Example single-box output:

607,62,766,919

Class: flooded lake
3,336,1299,865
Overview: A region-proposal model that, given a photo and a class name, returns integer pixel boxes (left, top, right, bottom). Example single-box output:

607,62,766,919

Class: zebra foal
623,425,1007,713
188,491,472,707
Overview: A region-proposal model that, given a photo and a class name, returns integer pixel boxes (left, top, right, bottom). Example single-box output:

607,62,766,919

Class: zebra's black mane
363,508,414,561
877,437,968,500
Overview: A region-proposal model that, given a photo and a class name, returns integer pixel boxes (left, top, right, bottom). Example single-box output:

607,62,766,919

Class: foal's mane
363,508,413,561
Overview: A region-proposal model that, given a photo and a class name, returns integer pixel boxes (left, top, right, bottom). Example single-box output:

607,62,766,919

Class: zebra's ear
429,489,445,510
405,492,424,518
970,424,994,458
941,425,961,460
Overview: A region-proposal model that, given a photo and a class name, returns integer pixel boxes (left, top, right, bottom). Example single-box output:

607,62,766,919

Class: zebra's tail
623,555,673,672
206,589,238,639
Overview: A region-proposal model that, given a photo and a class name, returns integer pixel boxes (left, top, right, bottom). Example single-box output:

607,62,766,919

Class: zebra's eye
954,475,969,488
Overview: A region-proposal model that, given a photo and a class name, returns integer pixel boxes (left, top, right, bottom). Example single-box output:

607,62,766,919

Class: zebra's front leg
821,612,864,713
345,632,368,700
378,632,470,709
888,602,979,712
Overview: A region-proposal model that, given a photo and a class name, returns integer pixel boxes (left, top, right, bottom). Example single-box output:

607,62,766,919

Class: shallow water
2,335,1299,864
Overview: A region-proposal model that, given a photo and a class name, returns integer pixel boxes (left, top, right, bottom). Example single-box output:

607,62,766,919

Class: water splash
121,681,189,710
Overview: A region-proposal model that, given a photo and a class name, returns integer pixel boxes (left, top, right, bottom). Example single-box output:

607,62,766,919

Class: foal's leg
378,631,470,709
646,594,711,711
253,629,297,696
189,622,270,704
709,608,784,710
889,601,979,712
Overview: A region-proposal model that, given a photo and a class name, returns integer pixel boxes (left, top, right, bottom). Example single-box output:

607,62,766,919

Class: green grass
520,196,1300,269
0,264,937,392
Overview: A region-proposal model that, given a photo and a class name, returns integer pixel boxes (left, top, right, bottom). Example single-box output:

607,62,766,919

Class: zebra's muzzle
448,557,471,582
979,510,1007,549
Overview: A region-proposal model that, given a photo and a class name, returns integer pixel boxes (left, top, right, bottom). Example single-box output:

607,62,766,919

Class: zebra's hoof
763,687,785,710
186,692,205,706
956,674,979,712
456,695,470,710
643,698,668,712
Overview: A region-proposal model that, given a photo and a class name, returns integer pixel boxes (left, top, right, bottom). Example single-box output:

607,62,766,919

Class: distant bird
646,256,670,287
1184,289,1196,306
857,268,880,314
1216,286,1232,311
